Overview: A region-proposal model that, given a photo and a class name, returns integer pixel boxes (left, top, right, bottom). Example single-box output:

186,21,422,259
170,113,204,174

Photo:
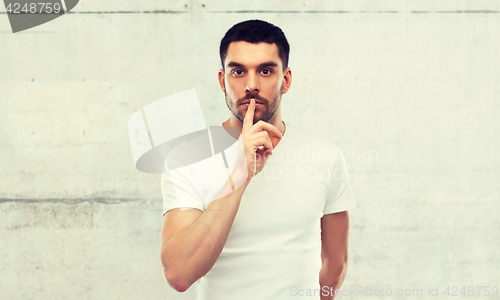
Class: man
160,20,354,299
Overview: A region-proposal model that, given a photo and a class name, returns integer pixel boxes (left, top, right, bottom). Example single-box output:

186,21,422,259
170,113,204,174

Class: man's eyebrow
227,62,245,69
258,61,279,68
226,61,279,69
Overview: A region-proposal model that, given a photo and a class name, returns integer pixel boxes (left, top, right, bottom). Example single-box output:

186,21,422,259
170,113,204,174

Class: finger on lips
242,98,282,152
243,98,256,132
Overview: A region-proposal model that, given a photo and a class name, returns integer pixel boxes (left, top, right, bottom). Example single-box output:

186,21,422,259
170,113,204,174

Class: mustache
237,93,268,105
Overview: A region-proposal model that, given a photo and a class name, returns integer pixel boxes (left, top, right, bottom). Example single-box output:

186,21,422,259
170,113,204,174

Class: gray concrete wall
1,1,499,299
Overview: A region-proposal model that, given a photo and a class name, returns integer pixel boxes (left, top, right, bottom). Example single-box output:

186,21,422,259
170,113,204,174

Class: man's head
220,20,290,72
218,20,292,125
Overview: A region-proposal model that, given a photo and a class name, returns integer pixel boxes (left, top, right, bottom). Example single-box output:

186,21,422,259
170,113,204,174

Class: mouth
242,102,263,108
241,99,263,105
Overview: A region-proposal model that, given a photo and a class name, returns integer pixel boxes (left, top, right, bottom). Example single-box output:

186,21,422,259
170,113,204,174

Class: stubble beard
224,82,283,124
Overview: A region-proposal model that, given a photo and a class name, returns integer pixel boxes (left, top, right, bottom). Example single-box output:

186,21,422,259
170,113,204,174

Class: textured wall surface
1,1,499,299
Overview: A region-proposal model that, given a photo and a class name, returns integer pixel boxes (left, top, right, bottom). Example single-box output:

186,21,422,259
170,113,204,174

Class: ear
218,69,225,93
281,67,292,95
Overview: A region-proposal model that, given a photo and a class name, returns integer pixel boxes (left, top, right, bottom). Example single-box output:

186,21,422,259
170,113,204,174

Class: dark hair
219,20,290,71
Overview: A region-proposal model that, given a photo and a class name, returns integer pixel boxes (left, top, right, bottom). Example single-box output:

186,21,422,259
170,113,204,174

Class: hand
232,98,283,182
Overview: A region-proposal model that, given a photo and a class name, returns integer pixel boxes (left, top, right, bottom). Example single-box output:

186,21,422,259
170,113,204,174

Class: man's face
219,41,291,124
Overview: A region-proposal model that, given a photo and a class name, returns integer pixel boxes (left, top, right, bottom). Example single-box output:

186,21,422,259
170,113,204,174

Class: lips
241,99,263,105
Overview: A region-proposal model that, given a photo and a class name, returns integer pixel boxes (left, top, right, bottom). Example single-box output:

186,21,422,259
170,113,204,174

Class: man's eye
232,70,244,76
261,69,272,75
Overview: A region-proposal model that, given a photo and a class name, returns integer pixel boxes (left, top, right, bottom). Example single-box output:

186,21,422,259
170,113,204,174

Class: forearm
161,174,249,291
319,211,350,299
319,262,348,300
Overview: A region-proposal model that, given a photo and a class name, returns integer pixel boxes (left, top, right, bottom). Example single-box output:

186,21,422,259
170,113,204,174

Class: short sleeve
161,163,205,215
323,146,355,214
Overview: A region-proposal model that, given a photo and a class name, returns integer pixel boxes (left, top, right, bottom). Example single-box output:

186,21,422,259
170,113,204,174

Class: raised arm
319,211,350,300
160,177,249,292
160,98,282,292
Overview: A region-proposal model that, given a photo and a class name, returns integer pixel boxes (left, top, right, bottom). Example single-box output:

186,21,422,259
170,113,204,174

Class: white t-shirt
162,121,355,300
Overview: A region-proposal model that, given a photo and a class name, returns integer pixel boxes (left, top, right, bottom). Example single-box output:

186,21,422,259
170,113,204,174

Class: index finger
242,98,255,132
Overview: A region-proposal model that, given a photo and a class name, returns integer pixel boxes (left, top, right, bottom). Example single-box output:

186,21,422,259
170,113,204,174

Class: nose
245,72,260,93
